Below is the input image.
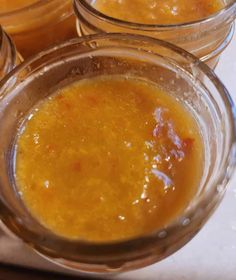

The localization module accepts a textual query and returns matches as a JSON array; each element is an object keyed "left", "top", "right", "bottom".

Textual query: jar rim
[
  {"left": 0, "top": 33, "right": 235, "bottom": 268},
  {"left": 74, "top": 0, "right": 236, "bottom": 30}
]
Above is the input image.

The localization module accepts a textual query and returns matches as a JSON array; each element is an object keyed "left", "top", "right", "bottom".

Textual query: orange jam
[
  {"left": 15, "top": 76, "right": 203, "bottom": 242},
  {"left": 0, "top": 0, "right": 38, "bottom": 13},
  {"left": 93, "top": 0, "right": 223, "bottom": 24}
]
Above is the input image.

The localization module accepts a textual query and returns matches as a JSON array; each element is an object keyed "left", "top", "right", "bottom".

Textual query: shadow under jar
[
  {"left": 0, "top": 33, "right": 235, "bottom": 273},
  {"left": 0, "top": 0, "right": 77, "bottom": 59},
  {"left": 73, "top": 0, "right": 236, "bottom": 69},
  {"left": 0, "top": 26, "right": 20, "bottom": 81}
]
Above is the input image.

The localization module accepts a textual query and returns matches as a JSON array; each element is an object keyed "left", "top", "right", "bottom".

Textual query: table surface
[{"left": 0, "top": 34, "right": 236, "bottom": 280}]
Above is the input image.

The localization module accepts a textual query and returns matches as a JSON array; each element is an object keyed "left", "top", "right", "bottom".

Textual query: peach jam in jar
[
  {"left": 74, "top": 0, "right": 236, "bottom": 68},
  {"left": 0, "top": 34, "right": 235, "bottom": 272},
  {"left": 0, "top": 0, "right": 77, "bottom": 58}
]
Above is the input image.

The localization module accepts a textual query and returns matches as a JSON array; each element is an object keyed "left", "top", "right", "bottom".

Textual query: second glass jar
[{"left": 0, "top": 0, "right": 77, "bottom": 59}]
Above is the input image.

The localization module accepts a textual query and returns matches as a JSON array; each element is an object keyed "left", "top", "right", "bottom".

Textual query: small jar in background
[
  {"left": 73, "top": 0, "right": 236, "bottom": 69},
  {"left": 0, "top": 26, "right": 20, "bottom": 81},
  {"left": 0, "top": 0, "right": 77, "bottom": 59}
]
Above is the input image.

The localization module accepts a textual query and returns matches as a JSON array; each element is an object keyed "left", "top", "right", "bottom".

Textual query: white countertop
[{"left": 0, "top": 34, "right": 236, "bottom": 279}]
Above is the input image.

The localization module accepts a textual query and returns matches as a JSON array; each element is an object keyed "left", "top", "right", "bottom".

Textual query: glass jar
[
  {"left": 0, "top": 26, "right": 20, "bottom": 81},
  {"left": 0, "top": 0, "right": 77, "bottom": 59},
  {"left": 0, "top": 26, "right": 22, "bottom": 238},
  {"left": 0, "top": 33, "right": 235, "bottom": 273},
  {"left": 73, "top": 0, "right": 236, "bottom": 69}
]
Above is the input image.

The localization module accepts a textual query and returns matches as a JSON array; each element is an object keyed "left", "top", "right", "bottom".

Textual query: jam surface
[
  {"left": 93, "top": 0, "right": 223, "bottom": 24},
  {"left": 16, "top": 76, "right": 203, "bottom": 242}
]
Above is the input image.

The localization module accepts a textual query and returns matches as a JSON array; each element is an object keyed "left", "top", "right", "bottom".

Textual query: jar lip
[
  {"left": 74, "top": 0, "right": 236, "bottom": 30},
  {"left": 0, "top": 33, "right": 236, "bottom": 263},
  {"left": 0, "top": 0, "right": 65, "bottom": 18}
]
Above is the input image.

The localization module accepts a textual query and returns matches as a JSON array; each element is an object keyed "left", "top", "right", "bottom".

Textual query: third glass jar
[{"left": 73, "top": 0, "right": 236, "bottom": 69}]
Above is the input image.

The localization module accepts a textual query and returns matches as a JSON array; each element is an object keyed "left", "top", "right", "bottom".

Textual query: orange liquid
[
  {"left": 93, "top": 0, "right": 223, "bottom": 24},
  {"left": 15, "top": 76, "right": 203, "bottom": 242}
]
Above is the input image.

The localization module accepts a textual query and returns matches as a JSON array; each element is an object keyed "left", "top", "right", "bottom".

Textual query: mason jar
[
  {"left": 73, "top": 0, "right": 236, "bottom": 68},
  {"left": 0, "top": 33, "right": 235, "bottom": 273},
  {"left": 0, "top": 0, "right": 77, "bottom": 59}
]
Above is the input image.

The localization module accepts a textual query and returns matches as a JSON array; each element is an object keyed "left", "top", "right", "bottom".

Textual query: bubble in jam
[{"left": 15, "top": 75, "right": 203, "bottom": 242}]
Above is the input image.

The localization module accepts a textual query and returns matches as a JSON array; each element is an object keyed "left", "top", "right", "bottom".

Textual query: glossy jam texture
[
  {"left": 15, "top": 76, "right": 203, "bottom": 242},
  {"left": 93, "top": 0, "right": 223, "bottom": 24}
]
